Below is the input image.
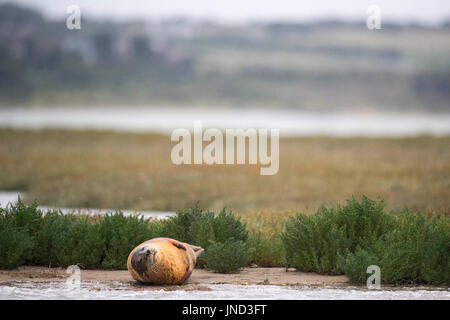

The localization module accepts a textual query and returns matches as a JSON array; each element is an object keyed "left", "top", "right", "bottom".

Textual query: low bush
[
  {"left": 157, "top": 205, "right": 248, "bottom": 245},
  {"left": 341, "top": 212, "right": 450, "bottom": 285},
  {"left": 154, "top": 204, "right": 203, "bottom": 243},
  {"left": 282, "top": 196, "right": 393, "bottom": 274},
  {"left": 202, "top": 239, "right": 252, "bottom": 273},
  {"left": 65, "top": 216, "right": 104, "bottom": 268},
  {"left": 98, "top": 212, "right": 156, "bottom": 269},
  {"left": 0, "top": 198, "right": 39, "bottom": 268},
  {"left": 31, "top": 211, "right": 105, "bottom": 268},
  {"left": 282, "top": 196, "right": 450, "bottom": 285},
  {"left": 0, "top": 201, "right": 251, "bottom": 272},
  {"left": 156, "top": 204, "right": 249, "bottom": 270},
  {"left": 32, "top": 210, "right": 74, "bottom": 266},
  {"left": 3, "top": 198, "right": 43, "bottom": 236},
  {"left": 338, "top": 247, "right": 382, "bottom": 284},
  {"left": 0, "top": 201, "right": 156, "bottom": 269},
  {"left": 0, "top": 214, "right": 34, "bottom": 269}
]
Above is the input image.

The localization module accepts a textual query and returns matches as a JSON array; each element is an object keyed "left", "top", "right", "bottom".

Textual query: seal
[{"left": 127, "top": 237, "right": 204, "bottom": 285}]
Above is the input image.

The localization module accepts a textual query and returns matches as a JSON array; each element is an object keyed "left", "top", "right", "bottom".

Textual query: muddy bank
[
  {"left": 0, "top": 266, "right": 348, "bottom": 291},
  {"left": 2, "top": 267, "right": 448, "bottom": 299}
]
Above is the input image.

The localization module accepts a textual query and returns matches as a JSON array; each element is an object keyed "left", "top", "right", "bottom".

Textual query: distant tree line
[{"left": 0, "top": 4, "right": 194, "bottom": 104}]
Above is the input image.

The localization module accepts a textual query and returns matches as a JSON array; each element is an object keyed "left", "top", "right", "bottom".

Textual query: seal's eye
[{"left": 146, "top": 250, "right": 151, "bottom": 256}]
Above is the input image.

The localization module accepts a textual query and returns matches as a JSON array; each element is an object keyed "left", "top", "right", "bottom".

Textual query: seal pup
[{"left": 127, "top": 237, "right": 204, "bottom": 285}]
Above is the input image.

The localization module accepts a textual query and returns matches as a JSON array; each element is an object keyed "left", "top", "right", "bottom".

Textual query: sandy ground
[{"left": 0, "top": 266, "right": 349, "bottom": 291}]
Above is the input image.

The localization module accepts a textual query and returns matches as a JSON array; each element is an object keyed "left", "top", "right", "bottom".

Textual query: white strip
[
  {"left": 1, "top": 107, "right": 449, "bottom": 136},
  {"left": 0, "top": 192, "right": 175, "bottom": 219}
]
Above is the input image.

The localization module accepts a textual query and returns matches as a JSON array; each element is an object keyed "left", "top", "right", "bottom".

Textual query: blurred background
[
  {"left": 0, "top": 0, "right": 449, "bottom": 214},
  {"left": 1, "top": 0, "right": 450, "bottom": 111}
]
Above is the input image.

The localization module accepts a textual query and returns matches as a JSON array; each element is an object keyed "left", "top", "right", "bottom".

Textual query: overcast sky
[{"left": 6, "top": 0, "right": 450, "bottom": 24}]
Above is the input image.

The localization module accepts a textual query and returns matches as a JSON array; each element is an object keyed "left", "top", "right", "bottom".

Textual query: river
[
  {"left": 0, "top": 191, "right": 175, "bottom": 219},
  {"left": 1, "top": 107, "right": 449, "bottom": 136}
]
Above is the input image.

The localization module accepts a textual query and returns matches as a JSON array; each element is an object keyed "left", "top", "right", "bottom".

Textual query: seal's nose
[
  {"left": 131, "top": 250, "right": 143, "bottom": 263},
  {"left": 131, "top": 249, "right": 147, "bottom": 276}
]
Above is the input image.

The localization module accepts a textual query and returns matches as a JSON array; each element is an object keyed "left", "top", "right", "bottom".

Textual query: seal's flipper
[
  {"left": 166, "top": 238, "right": 203, "bottom": 255},
  {"left": 189, "top": 244, "right": 203, "bottom": 251},
  {"left": 185, "top": 244, "right": 204, "bottom": 257},
  {"left": 194, "top": 248, "right": 204, "bottom": 258}
]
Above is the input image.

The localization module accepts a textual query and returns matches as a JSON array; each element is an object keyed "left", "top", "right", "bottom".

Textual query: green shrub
[
  {"left": 338, "top": 247, "right": 382, "bottom": 284},
  {"left": 340, "top": 212, "right": 450, "bottom": 285},
  {"left": 0, "top": 214, "right": 34, "bottom": 269},
  {"left": 282, "top": 196, "right": 394, "bottom": 274},
  {"left": 156, "top": 204, "right": 204, "bottom": 243},
  {"left": 3, "top": 198, "right": 43, "bottom": 236},
  {"left": 67, "top": 216, "right": 104, "bottom": 268},
  {"left": 282, "top": 196, "right": 450, "bottom": 285},
  {"left": 368, "top": 213, "right": 448, "bottom": 285},
  {"left": 0, "top": 198, "right": 42, "bottom": 267},
  {"left": 188, "top": 210, "right": 216, "bottom": 249},
  {"left": 187, "top": 207, "right": 249, "bottom": 268},
  {"left": 98, "top": 212, "right": 156, "bottom": 269},
  {"left": 202, "top": 239, "right": 252, "bottom": 273},
  {"left": 1, "top": 201, "right": 157, "bottom": 269},
  {"left": 211, "top": 208, "right": 248, "bottom": 243},
  {"left": 157, "top": 205, "right": 247, "bottom": 244},
  {"left": 0, "top": 201, "right": 250, "bottom": 272},
  {"left": 156, "top": 205, "right": 249, "bottom": 270},
  {"left": 40, "top": 214, "right": 104, "bottom": 268},
  {"left": 32, "top": 210, "right": 71, "bottom": 266}
]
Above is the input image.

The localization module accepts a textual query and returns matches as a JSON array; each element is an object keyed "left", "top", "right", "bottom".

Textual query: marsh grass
[
  {"left": 0, "top": 129, "right": 449, "bottom": 213},
  {"left": 244, "top": 212, "right": 288, "bottom": 267}
]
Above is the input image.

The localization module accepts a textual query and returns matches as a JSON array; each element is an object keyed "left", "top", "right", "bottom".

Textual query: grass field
[{"left": 0, "top": 129, "right": 449, "bottom": 215}]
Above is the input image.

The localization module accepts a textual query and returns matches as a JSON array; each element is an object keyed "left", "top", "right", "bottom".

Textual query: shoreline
[
  {"left": 1, "top": 266, "right": 448, "bottom": 292},
  {"left": 0, "top": 266, "right": 350, "bottom": 291}
]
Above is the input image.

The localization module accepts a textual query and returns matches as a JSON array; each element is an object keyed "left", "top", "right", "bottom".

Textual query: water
[
  {"left": 0, "top": 282, "right": 448, "bottom": 300},
  {"left": 0, "top": 192, "right": 24, "bottom": 207},
  {"left": 0, "top": 191, "right": 175, "bottom": 219},
  {"left": 1, "top": 107, "right": 449, "bottom": 136}
]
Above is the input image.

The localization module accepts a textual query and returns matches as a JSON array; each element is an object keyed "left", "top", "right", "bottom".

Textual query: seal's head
[{"left": 129, "top": 244, "right": 160, "bottom": 279}]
